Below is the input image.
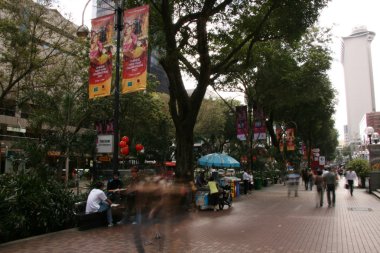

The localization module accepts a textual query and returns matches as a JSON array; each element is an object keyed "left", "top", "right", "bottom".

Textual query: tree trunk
[{"left": 175, "top": 126, "right": 194, "bottom": 182}]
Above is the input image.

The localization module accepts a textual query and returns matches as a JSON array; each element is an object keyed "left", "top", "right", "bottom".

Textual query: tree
[
  {"left": 0, "top": 0, "right": 78, "bottom": 107},
  {"left": 212, "top": 26, "right": 337, "bottom": 170},
  {"left": 148, "top": 0, "right": 329, "bottom": 180},
  {"left": 347, "top": 158, "right": 371, "bottom": 188}
]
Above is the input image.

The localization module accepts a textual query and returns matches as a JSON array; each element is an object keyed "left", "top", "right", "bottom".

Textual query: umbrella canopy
[{"left": 198, "top": 153, "right": 240, "bottom": 168}]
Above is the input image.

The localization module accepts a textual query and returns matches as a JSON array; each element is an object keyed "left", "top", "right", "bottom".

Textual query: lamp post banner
[
  {"left": 253, "top": 106, "right": 266, "bottom": 140},
  {"left": 121, "top": 5, "right": 149, "bottom": 94},
  {"left": 285, "top": 128, "right": 295, "bottom": 151},
  {"left": 88, "top": 14, "right": 114, "bottom": 99},
  {"left": 236, "top": 106, "right": 248, "bottom": 141}
]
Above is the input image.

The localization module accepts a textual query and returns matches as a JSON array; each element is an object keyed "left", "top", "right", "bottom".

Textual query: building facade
[
  {"left": 341, "top": 26, "right": 376, "bottom": 144},
  {"left": 0, "top": 0, "right": 86, "bottom": 174}
]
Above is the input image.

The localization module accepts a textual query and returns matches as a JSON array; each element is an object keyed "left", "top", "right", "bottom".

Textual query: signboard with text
[{"left": 96, "top": 135, "right": 113, "bottom": 153}]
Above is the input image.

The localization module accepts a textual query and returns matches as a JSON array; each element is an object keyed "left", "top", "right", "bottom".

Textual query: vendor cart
[{"left": 195, "top": 187, "right": 212, "bottom": 210}]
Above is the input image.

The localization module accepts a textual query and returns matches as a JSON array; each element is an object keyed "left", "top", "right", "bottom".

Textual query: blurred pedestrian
[
  {"left": 301, "top": 168, "right": 309, "bottom": 190},
  {"left": 323, "top": 167, "right": 337, "bottom": 207},
  {"left": 314, "top": 170, "right": 324, "bottom": 207},
  {"left": 345, "top": 167, "right": 357, "bottom": 196},
  {"left": 308, "top": 170, "right": 314, "bottom": 191},
  {"left": 118, "top": 166, "right": 141, "bottom": 224},
  {"left": 287, "top": 170, "right": 300, "bottom": 197}
]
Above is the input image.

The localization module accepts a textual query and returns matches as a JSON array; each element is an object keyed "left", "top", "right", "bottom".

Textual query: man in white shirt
[
  {"left": 86, "top": 181, "right": 114, "bottom": 227},
  {"left": 242, "top": 169, "right": 251, "bottom": 194},
  {"left": 345, "top": 168, "right": 357, "bottom": 196}
]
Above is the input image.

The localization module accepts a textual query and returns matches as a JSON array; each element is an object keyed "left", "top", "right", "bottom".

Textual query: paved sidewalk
[{"left": 2, "top": 178, "right": 380, "bottom": 253}]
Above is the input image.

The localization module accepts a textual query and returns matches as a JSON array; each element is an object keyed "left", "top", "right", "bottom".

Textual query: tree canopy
[{"left": 145, "top": 0, "right": 330, "bottom": 179}]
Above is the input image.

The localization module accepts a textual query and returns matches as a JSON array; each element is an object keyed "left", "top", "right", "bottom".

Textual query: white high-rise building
[{"left": 342, "top": 26, "right": 376, "bottom": 143}]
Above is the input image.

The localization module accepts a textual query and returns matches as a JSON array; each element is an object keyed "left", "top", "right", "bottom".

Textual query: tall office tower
[{"left": 342, "top": 26, "right": 376, "bottom": 143}]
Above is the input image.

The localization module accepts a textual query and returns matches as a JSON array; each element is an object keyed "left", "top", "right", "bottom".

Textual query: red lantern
[
  {"left": 119, "top": 141, "right": 127, "bottom": 148},
  {"left": 121, "top": 136, "right": 129, "bottom": 144},
  {"left": 135, "top": 143, "right": 144, "bottom": 152},
  {"left": 120, "top": 146, "right": 129, "bottom": 155}
]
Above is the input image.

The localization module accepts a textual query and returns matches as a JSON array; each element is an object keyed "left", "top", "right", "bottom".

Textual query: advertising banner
[
  {"left": 236, "top": 106, "right": 248, "bottom": 141},
  {"left": 285, "top": 128, "right": 295, "bottom": 151},
  {"left": 95, "top": 119, "right": 114, "bottom": 135},
  {"left": 122, "top": 5, "right": 149, "bottom": 94},
  {"left": 252, "top": 106, "right": 266, "bottom": 140},
  {"left": 88, "top": 14, "right": 114, "bottom": 99}
]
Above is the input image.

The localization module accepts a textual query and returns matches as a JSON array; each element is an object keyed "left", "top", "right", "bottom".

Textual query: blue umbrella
[{"left": 198, "top": 153, "right": 240, "bottom": 168}]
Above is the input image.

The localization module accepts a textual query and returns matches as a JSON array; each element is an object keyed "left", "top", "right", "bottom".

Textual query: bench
[{"left": 74, "top": 201, "right": 108, "bottom": 231}]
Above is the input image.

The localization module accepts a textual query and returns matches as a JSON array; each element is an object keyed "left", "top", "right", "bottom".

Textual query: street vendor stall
[
  {"left": 195, "top": 153, "right": 241, "bottom": 207},
  {"left": 220, "top": 176, "right": 241, "bottom": 198}
]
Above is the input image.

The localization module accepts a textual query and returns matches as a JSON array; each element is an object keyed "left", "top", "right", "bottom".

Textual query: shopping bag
[{"left": 345, "top": 183, "right": 349, "bottom": 189}]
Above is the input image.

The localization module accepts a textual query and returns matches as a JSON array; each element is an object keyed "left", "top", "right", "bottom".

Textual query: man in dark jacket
[{"left": 107, "top": 171, "right": 124, "bottom": 202}]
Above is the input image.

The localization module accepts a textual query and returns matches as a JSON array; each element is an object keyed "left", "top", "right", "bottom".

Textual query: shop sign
[
  {"left": 98, "top": 155, "right": 111, "bottom": 162},
  {"left": 96, "top": 135, "right": 113, "bottom": 153}
]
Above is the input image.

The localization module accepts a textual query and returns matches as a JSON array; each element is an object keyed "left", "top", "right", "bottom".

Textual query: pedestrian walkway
[{"left": 2, "top": 178, "right": 380, "bottom": 253}]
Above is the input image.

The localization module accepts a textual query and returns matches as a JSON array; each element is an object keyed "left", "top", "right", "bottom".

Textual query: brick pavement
[{"left": 1, "top": 178, "right": 380, "bottom": 253}]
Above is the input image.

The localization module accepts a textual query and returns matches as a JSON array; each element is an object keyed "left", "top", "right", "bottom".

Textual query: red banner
[
  {"left": 122, "top": 5, "right": 149, "bottom": 94},
  {"left": 88, "top": 14, "right": 114, "bottom": 99},
  {"left": 236, "top": 106, "right": 248, "bottom": 141},
  {"left": 285, "top": 128, "right": 295, "bottom": 151},
  {"left": 276, "top": 127, "right": 284, "bottom": 151},
  {"left": 253, "top": 106, "right": 266, "bottom": 140}
]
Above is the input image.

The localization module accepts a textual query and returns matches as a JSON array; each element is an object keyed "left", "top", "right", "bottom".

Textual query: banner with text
[
  {"left": 253, "top": 106, "right": 266, "bottom": 140},
  {"left": 236, "top": 106, "right": 248, "bottom": 141},
  {"left": 88, "top": 14, "right": 114, "bottom": 99},
  {"left": 122, "top": 5, "right": 149, "bottom": 94}
]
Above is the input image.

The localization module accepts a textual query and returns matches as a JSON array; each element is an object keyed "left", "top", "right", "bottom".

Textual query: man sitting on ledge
[{"left": 86, "top": 181, "right": 114, "bottom": 227}]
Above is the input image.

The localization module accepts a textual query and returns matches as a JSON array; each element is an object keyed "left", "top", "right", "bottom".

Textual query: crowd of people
[
  {"left": 286, "top": 166, "right": 358, "bottom": 208},
  {"left": 83, "top": 164, "right": 357, "bottom": 247}
]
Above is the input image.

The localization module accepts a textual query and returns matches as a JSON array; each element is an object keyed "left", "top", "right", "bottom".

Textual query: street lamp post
[
  {"left": 77, "top": 0, "right": 123, "bottom": 173},
  {"left": 373, "top": 132, "right": 379, "bottom": 144},
  {"left": 365, "top": 126, "right": 374, "bottom": 145}
]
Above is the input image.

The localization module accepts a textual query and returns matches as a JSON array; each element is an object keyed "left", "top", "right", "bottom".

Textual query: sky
[{"left": 55, "top": 0, "right": 380, "bottom": 142}]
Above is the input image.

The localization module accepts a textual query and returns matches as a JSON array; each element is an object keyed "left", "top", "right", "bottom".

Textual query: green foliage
[
  {"left": 347, "top": 159, "right": 371, "bottom": 178},
  {"left": 0, "top": 170, "right": 78, "bottom": 243}
]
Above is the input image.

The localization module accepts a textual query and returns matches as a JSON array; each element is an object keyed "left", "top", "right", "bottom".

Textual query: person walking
[
  {"left": 308, "top": 170, "right": 314, "bottom": 191},
  {"left": 287, "top": 170, "right": 300, "bottom": 197},
  {"left": 301, "top": 169, "right": 309, "bottom": 190},
  {"left": 345, "top": 168, "right": 357, "bottom": 196},
  {"left": 314, "top": 170, "right": 324, "bottom": 207},
  {"left": 323, "top": 167, "right": 337, "bottom": 207},
  {"left": 117, "top": 166, "right": 141, "bottom": 224}
]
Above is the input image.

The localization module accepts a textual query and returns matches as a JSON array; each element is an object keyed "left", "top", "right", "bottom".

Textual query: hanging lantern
[
  {"left": 121, "top": 136, "right": 129, "bottom": 144},
  {"left": 135, "top": 143, "right": 144, "bottom": 152},
  {"left": 119, "top": 140, "right": 127, "bottom": 148},
  {"left": 120, "top": 146, "right": 129, "bottom": 155}
]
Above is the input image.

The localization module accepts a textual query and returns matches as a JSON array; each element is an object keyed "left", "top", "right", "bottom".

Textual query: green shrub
[
  {"left": 347, "top": 159, "right": 371, "bottom": 178},
  {"left": 0, "top": 170, "right": 78, "bottom": 243}
]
